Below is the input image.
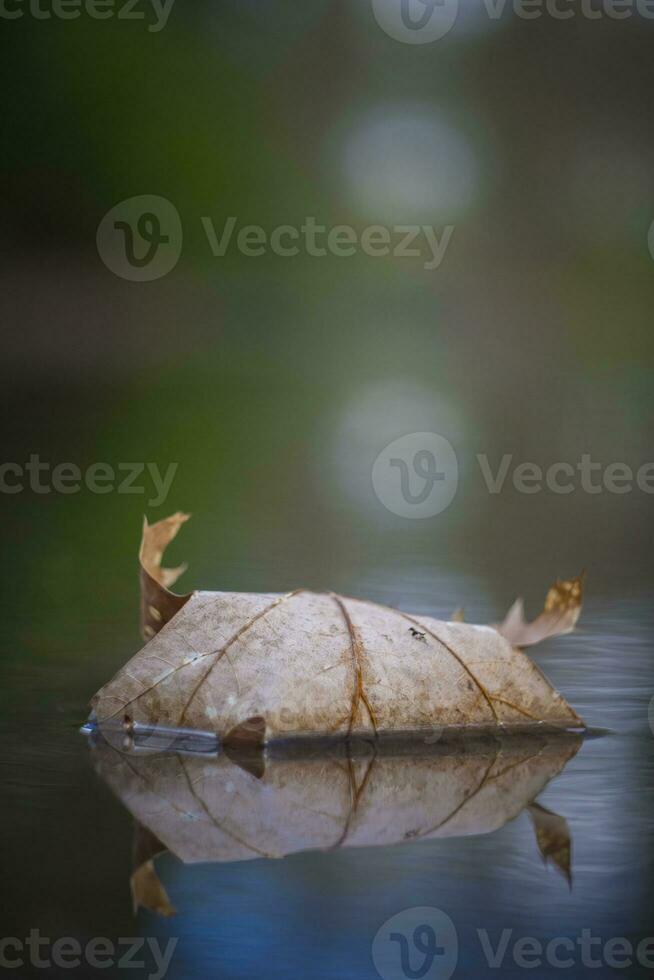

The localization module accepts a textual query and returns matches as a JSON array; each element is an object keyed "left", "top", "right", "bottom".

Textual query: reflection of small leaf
[
  {"left": 92, "top": 515, "right": 584, "bottom": 741},
  {"left": 497, "top": 573, "right": 585, "bottom": 648},
  {"left": 130, "top": 823, "right": 175, "bottom": 917},
  {"left": 528, "top": 801, "right": 572, "bottom": 887}
]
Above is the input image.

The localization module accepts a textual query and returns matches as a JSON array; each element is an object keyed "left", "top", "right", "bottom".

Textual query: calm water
[{"left": 3, "top": 584, "right": 653, "bottom": 980}]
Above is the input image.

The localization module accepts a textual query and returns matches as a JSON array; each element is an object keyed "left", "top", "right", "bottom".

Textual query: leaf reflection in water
[{"left": 88, "top": 730, "right": 580, "bottom": 914}]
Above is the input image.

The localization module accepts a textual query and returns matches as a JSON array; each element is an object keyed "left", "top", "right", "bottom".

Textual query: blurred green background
[
  {"left": 2, "top": 1, "right": 653, "bottom": 619},
  {"left": 1, "top": 3, "right": 653, "bottom": 972}
]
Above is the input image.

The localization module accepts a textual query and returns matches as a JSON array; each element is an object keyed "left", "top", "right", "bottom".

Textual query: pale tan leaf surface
[
  {"left": 497, "top": 573, "right": 585, "bottom": 649},
  {"left": 527, "top": 801, "right": 573, "bottom": 886},
  {"left": 92, "top": 515, "right": 584, "bottom": 741},
  {"left": 92, "top": 734, "right": 579, "bottom": 895}
]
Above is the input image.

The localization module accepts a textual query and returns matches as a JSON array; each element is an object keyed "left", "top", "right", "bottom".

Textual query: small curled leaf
[
  {"left": 139, "top": 512, "right": 191, "bottom": 641},
  {"left": 496, "top": 573, "right": 585, "bottom": 649}
]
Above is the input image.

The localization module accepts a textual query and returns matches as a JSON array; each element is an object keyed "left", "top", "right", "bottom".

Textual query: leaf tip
[
  {"left": 139, "top": 512, "right": 193, "bottom": 640},
  {"left": 497, "top": 572, "right": 585, "bottom": 648}
]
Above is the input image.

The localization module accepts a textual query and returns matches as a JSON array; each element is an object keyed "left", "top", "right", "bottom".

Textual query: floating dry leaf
[{"left": 91, "top": 515, "right": 585, "bottom": 743}]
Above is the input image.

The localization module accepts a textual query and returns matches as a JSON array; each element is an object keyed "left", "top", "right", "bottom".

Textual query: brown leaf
[
  {"left": 92, "top": 515, "right": 584, "bottom": 741},
  {"left": 139, "top": 513, "right": 192, "bottom": 641},
  {"left": 496, "top": 572, "right": 585, "bottom": 648},
  {"left": 527, "top": 801, "right": 572, "bottom": 886}
]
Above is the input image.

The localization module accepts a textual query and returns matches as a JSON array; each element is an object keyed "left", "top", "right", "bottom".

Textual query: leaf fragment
[
  {"left": 223, "top": 716, "right": 267, "bottom": 778},
  {"left": 139, "top": 513, "right": 191, "bottom": 641},
  {"left": 527, "top": 801, "right": 572, "bottom": 886},
  {"left": 130, "top": 823, "right": 175, "bottom": 916},
  {"left": 224, "top": 715, "right": 267, "bottom": 749},
  {"left": 496, "top": 573, "right": 585, "bottom": 648}
]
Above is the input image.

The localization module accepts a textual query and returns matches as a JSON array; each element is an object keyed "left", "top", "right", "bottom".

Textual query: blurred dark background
[{"left": 1, "top": 2, "right": 653, "bottom": 977}]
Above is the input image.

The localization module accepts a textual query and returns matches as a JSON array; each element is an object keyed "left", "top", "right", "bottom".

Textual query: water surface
[{"left": 3, "top": 585, "right": 652, "bottom": 980}]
